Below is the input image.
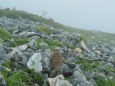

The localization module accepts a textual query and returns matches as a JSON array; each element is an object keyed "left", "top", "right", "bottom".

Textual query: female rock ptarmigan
[{"left": 50, "top": 49, "right": 63, "bottom": 71}]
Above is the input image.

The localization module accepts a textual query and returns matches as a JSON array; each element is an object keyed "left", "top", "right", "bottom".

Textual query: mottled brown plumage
[{"left": 50, "top": 49, "right": 63, "bottom": 71}]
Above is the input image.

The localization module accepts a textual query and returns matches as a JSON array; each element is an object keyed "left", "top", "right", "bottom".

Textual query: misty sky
[{"left": 0, "top": 0, "right": 115, "bottom": 33}]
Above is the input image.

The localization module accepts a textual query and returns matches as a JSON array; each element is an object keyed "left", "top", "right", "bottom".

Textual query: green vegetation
[
  {"left": 0, "top": 8, "right": 93, "bottom": 43},
  {"left": 76, "top": 56, "right": 100, "bottom": 72},
  {"left": 45, "top": 39, "right": 63, "bottom": 48},
  {"left": 2, "top": 60, "right": 14, "bottom": 69},
  {"left": 0, "top": 8, "right": 65, "bottom": 30},
  {"left": 0, "top": 27, "right": 29, "bottom": 47},
  {"left": 0, "top": 7, "right": 115, "bottom": 86},
  {"left": 37, "top": 25, "right": 51, "bottom": 35},
  {"left": 10, "top": 37, "right": 29, "bottom": 47},
  {"left": 63, "top": 42, "right": 74, "bottom": 48},
  {"left": 76, "top": 29, "right": 94, "bottom": 43},
  {"left": 24, "top": 68, "right": 44, "bottom": 85},
  {"left": 95, "top": 76, "right": 115, "bottom": 86},
  {"left": 7, "top": 71, "right": 32, "bottom": 86},
  {"left": 1, "top": 60, "right": 44, "bottom": 85},
  {"left": 37, "top": 38, "right": 63, "bottom": 49},
  {"left": 103, "top": 65, "right": 115, "bottom": 73},
  {"left": 0, "top": 28, "right": 13, "bottom": 41},
  {"left": 65, "top": 27, "right": 115, "bottom": 43},
  {"left": 107, "top": 78, "right": 115, "bottom": 86},
  {"left": 76, "top": 56, "right": 115, "bottom": 86},
  {"left": 36, "top": 38, "right": 74, "bottom": 49},
  {"left": 95, "top": 76, "right": 108, "bottom": 86},
  {"left": 0, "top": 68, "right": 44, "bottom": 86},
  {"left": 1, "top": 8, "right": 115, "bottom": 43}
]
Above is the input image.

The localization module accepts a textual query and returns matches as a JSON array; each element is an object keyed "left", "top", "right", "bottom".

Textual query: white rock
[
  {"left": 27, "top": 53, "right": 43, "bottom": 73},
  {"left": 48, "top": 78, "right": 56, "bottom": 86},
  {"left": 19, "top": 31, "right": 36, "bottom": 37},
  {"left": 95, "top": 50, "right": 102, "bottom": 55},
  {"left": 55, "top": 79, "right": 73, "bottom": 86},
  {"left": 48, "top": 74, "right": 73, "bottom": 86},
  {"left": 80, "top": 41, "right": 89, "bottom": 52},
  {"left": 18, "top": 45, "right": 28, "bottom": 51},
  {"left": 55, "top": 74, "right": 65, "bottom": 79},
  {"left": 74, "top": 48, "right": 82, "bottom": 53}
]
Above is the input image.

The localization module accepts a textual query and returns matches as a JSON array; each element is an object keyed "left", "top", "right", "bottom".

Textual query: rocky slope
[{"left": 0, "top": 16, "right": 115, "bottom": 86}]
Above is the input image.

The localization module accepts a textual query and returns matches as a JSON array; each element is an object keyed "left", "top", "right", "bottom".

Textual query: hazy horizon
[{"left": 0, "top": 0, "right": 115, "bottom": 33}]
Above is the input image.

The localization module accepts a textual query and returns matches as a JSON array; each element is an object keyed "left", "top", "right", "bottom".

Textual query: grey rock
[
  {"left": 60, "top": 63, "right": 69, "bottom": 73},
  {"left": 56, "top": 34, "right": 64, "bottom": 41},
  {"left": 41, "top": 49, "right": 52, "bottom": 70},
  {"left": 73, "top": 71, "right": 87, "bottom": 81},
  {"left": 41, "top": 49, "right": 52, "bottom": 57},
  {"left": 41, "top": 56, "right": 50, "bottom": 69},
  {"left": 85, "top": 52, "right": 96, "bottom": 60},
  {"left": 18, "top": 44, "right": 28, "bottom": 51},
  {"left": 73, "top": 71, "right": 93, "bottom": 86},
  {"left": 48, "top": 74, "right": 73, "bottom": 86},
  {"left": 0, "top": 66, "right": 11, "bottom": 72},
  {"left": 89, "top": 79, "right": 98, "bottom": 86},
  {"left": 0, "top": 66, "right": 5, "bottom": 71},
  {"left": 28, "top": 39, "right": 37, "bottom": 51},
  {"left": 106, "top": 62, "right": 114, "bottom": 67},
  {"left": 93, "top": 73, "right": 107, "bottom": 81},
  {"left": 26, "top": 48, "right": 35, "bottom": 57},
  {"left": 40, "top": 42, "right": 49, "bottom": 49},
  {"left": 81, "top": 81, "right": 93, "bottom": 86},
  {"left": 43, "top": 74, "right": 48, "bottom": 83},
  {"left": 0, "top": 17, "right": 36, "bottom": 33},
  {"left": 30, "top": 36, "right": 40, "bottom": 40},
  {"left": 27, "top": 53, "right": 43, "bottom": 73},
  {"left": 51, "top": 28, "right": 63, "bottom": 34},
  {"left": 55, "top": 79, "right": 73, "bottom": 86},
  {"left": 0, "top": 43, "right": 7, "bottom": 60},
  {"left": 107, "top": 56, "right": 114, "bottom": 63},
  {"left": 34, "top": 84, "right": 39, "bottom": 86},
  {"left": 102, "top": 54, "right": 109, "bottom": 62},
  {"left": 66, "top": 63, "right": 76, "bottom": 69},
  {"left": 73, "top": 65, "right": 83, "bottom": 74},
  {"left": 83, "top": 71, "right": 93, "bottom": 79},
  {"left": 7, "top": 47, "right": 28, "bottom": 65},
  {"left": 19, "top": 31, "right": 37, "bottom": 37},
  {"left": 0, "top": 73, "right": 7, "bottom": 86},
  {"left": 72, "top": 79, "right": 93, "bottom": 86},
  {"left": 71, "top": 79, "right": 81, "bottom": 86}
]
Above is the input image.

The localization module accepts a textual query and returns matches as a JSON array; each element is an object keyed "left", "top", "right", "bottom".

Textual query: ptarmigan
[{"left": 50, "top": 49, "right": 63, "bottom": 71}]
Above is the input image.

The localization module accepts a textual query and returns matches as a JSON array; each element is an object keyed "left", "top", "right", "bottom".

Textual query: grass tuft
[
  {"left": 37, "top": 26, "right": 51, "bottom": 35},
  {"left": 0, "top": 28, "right": 13, "bottom": 41}
]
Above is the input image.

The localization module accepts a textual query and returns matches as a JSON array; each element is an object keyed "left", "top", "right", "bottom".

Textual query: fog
[{"left": 0, "top": 0, "right": 115, "bottom": 33}]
